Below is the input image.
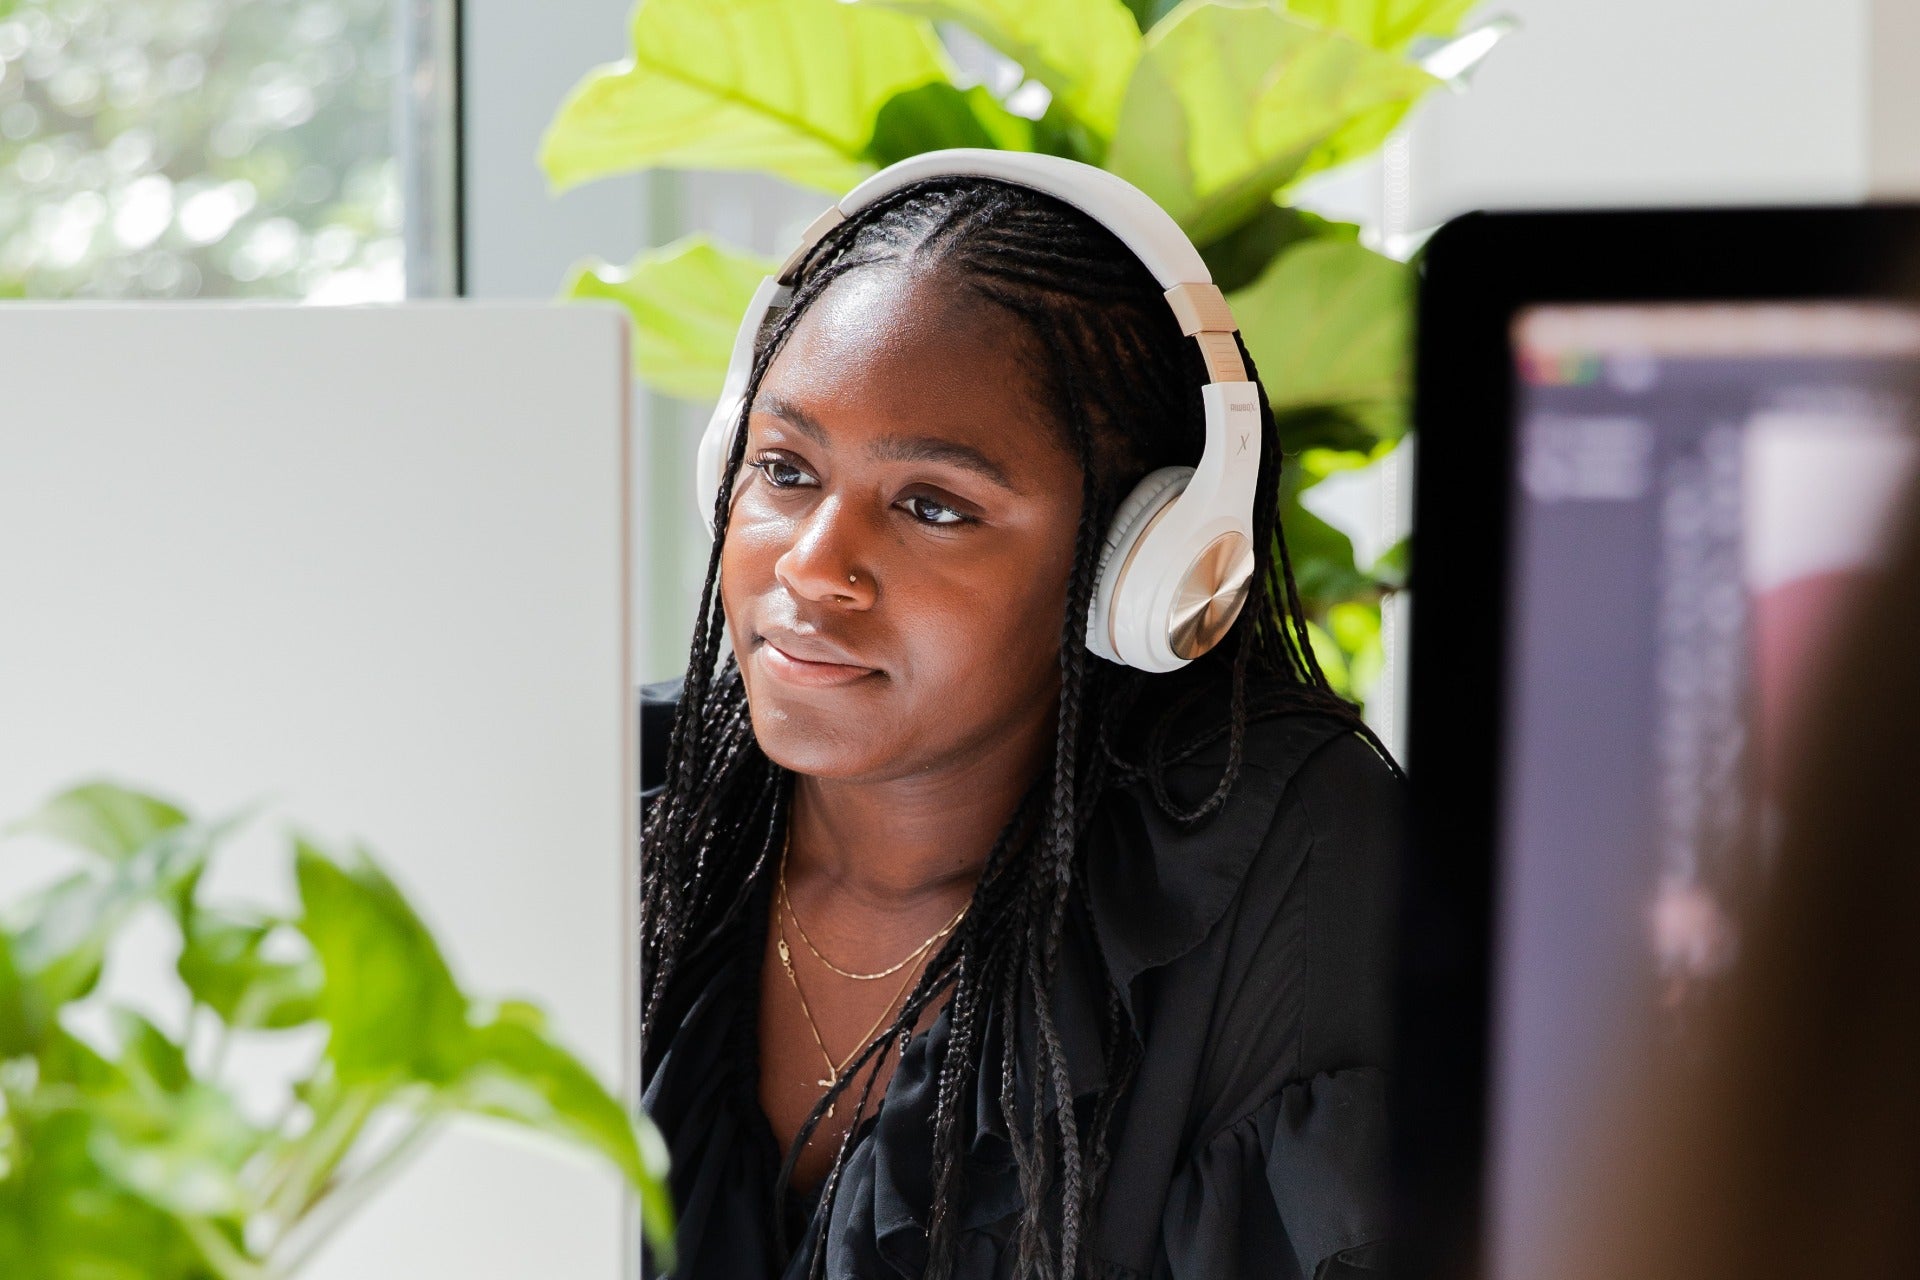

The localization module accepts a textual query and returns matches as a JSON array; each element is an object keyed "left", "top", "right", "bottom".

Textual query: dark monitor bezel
[{"left": 1392, "top": 204, "right": 1920, "bottom": 1280}]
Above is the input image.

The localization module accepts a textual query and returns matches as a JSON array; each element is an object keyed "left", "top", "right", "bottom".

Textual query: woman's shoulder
[
  {"left": 1084, "top": 669, "right": 1403, "bottom": 1276},
  {"left": 1087, "top": 663, "right": 1404, "bottom": 1058}
]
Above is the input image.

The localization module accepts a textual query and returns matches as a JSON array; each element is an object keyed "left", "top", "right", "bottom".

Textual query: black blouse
[{"left": 638, "top": 668, "right": 1403, "bottom": 1279}]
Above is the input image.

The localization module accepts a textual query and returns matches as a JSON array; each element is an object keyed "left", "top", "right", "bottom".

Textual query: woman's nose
[{"left": 773, "top": 494, "right": 876, "bottom": 606}]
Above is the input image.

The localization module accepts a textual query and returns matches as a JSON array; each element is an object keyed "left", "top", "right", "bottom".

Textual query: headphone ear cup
[
  {"left": 694, "top": 393, "right": 743, "bottom": 537},
  {"left": 695, "top": 274, "right": 790, "bottom": 537},
  {"left": 1086, "top": 466, "right": 1192, "bottom": 667}
]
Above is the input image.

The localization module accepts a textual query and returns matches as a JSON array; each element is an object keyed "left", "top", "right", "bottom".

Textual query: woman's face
[{"left": 719, "top": 262, "right": 1086, "bottom": 783}]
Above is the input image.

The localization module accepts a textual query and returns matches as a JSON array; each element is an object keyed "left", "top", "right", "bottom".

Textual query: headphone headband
[
  {"left": 696, "top": 147, "right": 1263, "bottom": 672},
  {"left": 770, "top": 150, "right": 1246, "bottom": 385}
]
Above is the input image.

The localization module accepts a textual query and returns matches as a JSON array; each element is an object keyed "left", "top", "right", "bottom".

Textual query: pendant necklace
[{"left": 773, "top": 821, "right": 970, "bottom": 1117}]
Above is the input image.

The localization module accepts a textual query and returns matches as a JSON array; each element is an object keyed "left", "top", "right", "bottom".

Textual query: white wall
[
  {"left": 1407, "top": 0, "right": 1876, "bottom": 222},
  {"left": 1871, "top": 0, "right": 1920, "bottom": 197},
  {"left": 461, "top": 0, "right": 646, "bottom": 299}
]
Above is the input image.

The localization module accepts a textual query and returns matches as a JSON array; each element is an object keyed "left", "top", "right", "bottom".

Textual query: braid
[{"left": 641, "top": 175, "right": 1392, "bottom": 1280}]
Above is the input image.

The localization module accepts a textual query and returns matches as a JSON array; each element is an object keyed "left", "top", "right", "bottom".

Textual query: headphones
[{"left": 694, "top": 148, "right": 1262, "bottom": 674}]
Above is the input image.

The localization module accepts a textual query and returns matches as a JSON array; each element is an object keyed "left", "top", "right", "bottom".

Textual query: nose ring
[{"left": 848, "top": 573, "right": 857, "bottom": 584}]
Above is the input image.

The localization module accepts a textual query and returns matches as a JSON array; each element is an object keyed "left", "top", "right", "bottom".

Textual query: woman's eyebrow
[{"left": 754, "top": 397, "right": 1021, "bottom": 493}]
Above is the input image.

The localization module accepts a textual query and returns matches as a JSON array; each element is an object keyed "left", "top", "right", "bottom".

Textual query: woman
[{"left": 639, "top": 159, "right": 1404, "bottom": 1280}]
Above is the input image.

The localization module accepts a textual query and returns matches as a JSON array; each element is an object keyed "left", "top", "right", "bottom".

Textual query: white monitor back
[{"left": 0, "top": 302, "right": 635, "bottom": 1279}]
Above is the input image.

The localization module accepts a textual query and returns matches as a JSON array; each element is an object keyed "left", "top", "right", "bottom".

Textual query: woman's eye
[
  {"left": 901, "top": 495, "right": 967, "bottom": 526},
  {"left": 748, "top": 454, "right": 813, "bottom": 488}
]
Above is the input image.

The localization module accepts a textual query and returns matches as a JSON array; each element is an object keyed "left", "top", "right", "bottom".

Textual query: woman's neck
[{"left": 786, "top": 705, "right": 1055, "bottom": 910}]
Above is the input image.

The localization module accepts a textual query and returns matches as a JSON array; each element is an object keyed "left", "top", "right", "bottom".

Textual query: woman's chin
[
  {"left": 757, "top": 740, "right": 897, "bottom": 782},
  {"left": 745, "top": 695, "right": 898, "bottom": 780}
]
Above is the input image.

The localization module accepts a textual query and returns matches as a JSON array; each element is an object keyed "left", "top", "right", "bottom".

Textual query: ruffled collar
[{"left": 1085, "top": 676, "right": 1354, "bottom": 1021}]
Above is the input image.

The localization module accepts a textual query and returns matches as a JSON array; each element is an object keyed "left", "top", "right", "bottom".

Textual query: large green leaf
[
  {"left": 857, "top": 0, "right": 1143, "bottom": 139},
  {"left": 37, "top": 1023, "right": 124, "bottom": 1092},
  {"left": 0, "top": 929, "right": 46, "bottom": 1058},
  {"left": 1285, "top": 0, "right": 1479, "bottom": 51},
  {"left": 4, "top": 781, "right": 188, "bottom": 864},
  {"left": 1126, "top": 0, "right": 1187, "bottom": 27},
  {"left": 1303, "top": 616, "right": 1352, "bottom": 695},
  {"left": 86, "top": 1012, "right": 263, "bottom": 1221},
  {"left": 8, "top": 873, "right": 126, "bottom": 1009},
  {"left": 864, "top": 82, "right": 1037, "bottom": 169},
  {"left": 1279, "top": 502, "right": 1376, "bottom": 607},
  {"left": 540, "top": 0, "right": 951, "bottom": 195},
  {"left": 89, "top": 1094, "right": 258, "bottom": 1223},
  {"left": 564, "top": 233, "right": 779, "bottom": 402},
  {"left": 1198, "top": 203, "right": 1358, "bottom": 294},
  {"left": 1106, "top": 0, "right": 1438, "bottom": 246},
  {"left": 1332, "top": 600, "right": 1385, "bottom": 701},
  {"left": 6, "top": 821, "right": 220, "bottom": 1011},
  {"left": 0, "top": 1104, "right": 213, "bottom": 1280},
  {"left": 294, "top": 837, "right": 471, "bottom": 1086},
  {"left": 1229, "top": 236, "right": 1412, "bottom": 447},
  {"left": 111, "top": 1008, "right": 191, "bottom": 1098},
  {"left": 459, "top": 1001, "right": 675, "bottom": 1267},
  {"left": 177, "top": 909, "right": 322, "bottom": 1031}
]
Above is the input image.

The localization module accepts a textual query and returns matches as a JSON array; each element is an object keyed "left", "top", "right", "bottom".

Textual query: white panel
[
  {"left": 0, "top": 302, "right": 633, "bottom": 1280},
  {"left": 1407, "top": 0, "right": 1872, "bottom": 223},
  {"left": 1870, "top": 0, "right": 1920, "bottom": 196}
]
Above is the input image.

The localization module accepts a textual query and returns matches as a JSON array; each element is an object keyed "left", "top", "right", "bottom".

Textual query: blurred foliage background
[
  {"left": 0, "top": 0, "right": 402, "bottom": 301},
  {"left": 0, "top": 780, "right": 675, "bottom": 1278},
  {"left": 541, "top": 0, "right": 1506, "bottom": 710}
]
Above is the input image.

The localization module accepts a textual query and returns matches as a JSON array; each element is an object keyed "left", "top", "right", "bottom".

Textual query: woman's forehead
[{"left": 757, "top": 262, "right": 1072, "bottom": 462}]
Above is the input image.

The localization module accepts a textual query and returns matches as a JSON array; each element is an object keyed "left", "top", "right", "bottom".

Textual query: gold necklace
[
  {"left": 775, "top": 907, "right": 922, "bottom": 1119},
  {"left": 771, "top": 821, "right": 970, "bottom": 1117},
  {"left": 776, "top": 824, "right": 969, "bottom": 980}
]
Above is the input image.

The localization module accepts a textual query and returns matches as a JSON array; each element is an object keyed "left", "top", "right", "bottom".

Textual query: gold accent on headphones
[
  {"left": 1193, "top": 331, "right": 1247, "bottom": 383},
  {"left": 1166, "top": 283, "right": 1247, "bottom": 382},
  {"left": 1169, "top": 532, "right": 1255, "bottom": 660},
  {"left": 1164, "top": 282, "right": 1236, "bottom": 336}
]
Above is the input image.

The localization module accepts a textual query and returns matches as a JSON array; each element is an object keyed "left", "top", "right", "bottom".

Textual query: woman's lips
[{"left": 757, "top": 638, "right": 879, "bottom": 688}]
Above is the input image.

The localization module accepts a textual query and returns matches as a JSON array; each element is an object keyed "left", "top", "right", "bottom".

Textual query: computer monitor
[
  {"left": 1395, "top": 208, "right": 1920, "bottom": 1280},
  {"left": 0, "top": 301, "right": 636, "bottom": 1279}
]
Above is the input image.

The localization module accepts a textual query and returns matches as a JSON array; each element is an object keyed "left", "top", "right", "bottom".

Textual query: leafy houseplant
[
  {"left": 0, "top": 780, "right": 674, "bottom": 1278},
  {"left": 540, "top": 0, "right": 1504, "bottom": 705}
]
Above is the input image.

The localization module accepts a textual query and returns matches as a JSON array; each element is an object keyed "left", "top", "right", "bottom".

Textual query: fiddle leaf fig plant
[
  {"left": 542, "top": 0, "right": 1508, "bottom": 704},
  {"left": 0, "top": 779, "right": 674, "bottom": 1278}
]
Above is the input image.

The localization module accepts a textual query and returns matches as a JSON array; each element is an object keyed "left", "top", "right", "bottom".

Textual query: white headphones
[{"left": 694, "top": 148, "right": 1262, "bottom": 674}]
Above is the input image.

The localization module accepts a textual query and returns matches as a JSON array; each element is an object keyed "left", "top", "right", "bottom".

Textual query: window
[{"left": 0, "top": 0, "right": 455, "bottom": 302}]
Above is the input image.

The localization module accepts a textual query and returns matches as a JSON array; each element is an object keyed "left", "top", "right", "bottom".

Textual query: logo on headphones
[{"left": 1226, "top": 400, "right": 1255, "bottom": 454}]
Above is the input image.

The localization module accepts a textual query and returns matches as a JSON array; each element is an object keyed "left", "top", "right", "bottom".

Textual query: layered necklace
[{"left": 773, "top": 821, "right": 969, "bottom": 1118}]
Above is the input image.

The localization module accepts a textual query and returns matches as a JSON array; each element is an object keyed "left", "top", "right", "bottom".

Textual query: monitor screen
[{"left": 1486, "top": 301, "right": 1920, "bottom": 1279}]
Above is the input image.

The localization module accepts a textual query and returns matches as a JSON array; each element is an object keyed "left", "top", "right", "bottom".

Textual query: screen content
[{"left": 1488, "top": 302, "right": 1920, "bottom": 1279}]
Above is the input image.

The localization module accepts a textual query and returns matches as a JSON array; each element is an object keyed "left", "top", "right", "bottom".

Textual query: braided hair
[{"left": 642, "top": 176, "right": 1383, "bottom": 1279}]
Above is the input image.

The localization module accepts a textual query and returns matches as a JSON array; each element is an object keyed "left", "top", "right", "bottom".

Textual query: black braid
[{"left": 641, "top": 176, "right": 1392, "bottom": 1280}]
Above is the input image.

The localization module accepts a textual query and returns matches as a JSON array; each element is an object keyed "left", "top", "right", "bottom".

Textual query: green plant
[
  {"left": 540, "top": 0, "right": 1504, "bottom": 705},
  {"left": 0, "top": 779, "right": 674, "bottom": 1278}
]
